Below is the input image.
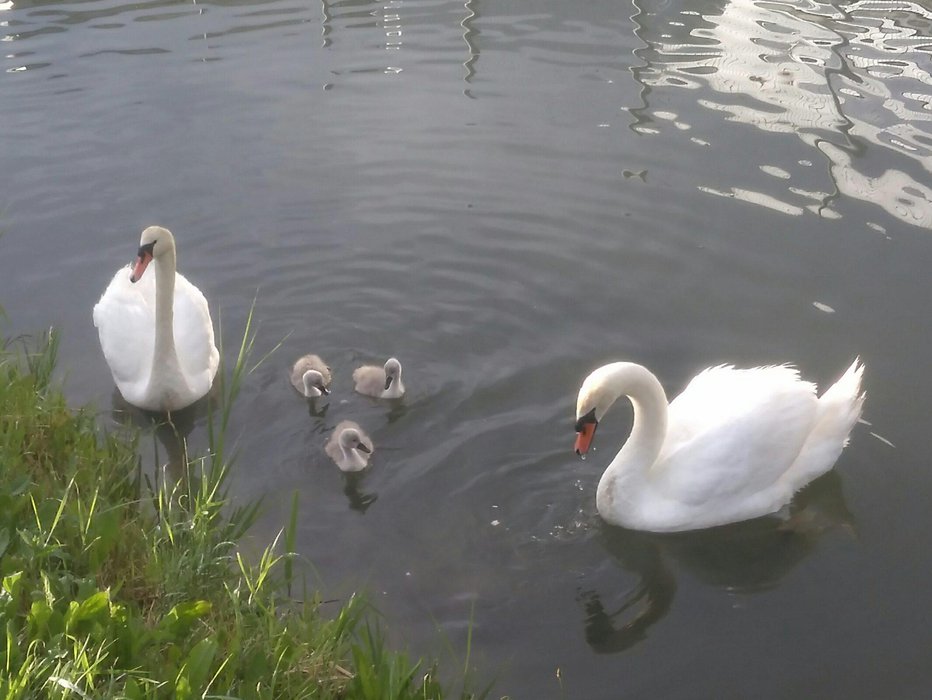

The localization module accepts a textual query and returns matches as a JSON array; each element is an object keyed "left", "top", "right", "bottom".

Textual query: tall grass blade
[{"left": 284, "top": 490, "right": 299, "bottom": 596}]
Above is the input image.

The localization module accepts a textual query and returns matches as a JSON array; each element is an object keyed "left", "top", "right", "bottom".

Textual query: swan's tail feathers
[
  {"left": 820, "top": 358, "right": 866, "bottom": 443},
  {"left": 782, "top": 359, "right": 866, "bottom": 493}
]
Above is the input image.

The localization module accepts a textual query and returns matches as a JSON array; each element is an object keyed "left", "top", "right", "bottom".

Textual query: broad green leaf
[
  {"left": 27, "top": 600, "right": 53, "bottom": 638},
  {"left": 176, "top": 638, "right": 218, "bottom": 699},
  {"left": 160, "top": 600, "right": 212, "bottom": 640},
  {"left": 74, "top": 590, "right": 111, "bottom": 622},
  {"left": 123, "top": 677, "right": 144, "bottom": 700},
  {"left": 1, "top": 571, "right": 21, "bottom": 598},
  {"left": 175, "top": 676, "right": 192, "bottom": 700},
  {"left": 65, "top": 590, "right": 110, "bottom": 634}
]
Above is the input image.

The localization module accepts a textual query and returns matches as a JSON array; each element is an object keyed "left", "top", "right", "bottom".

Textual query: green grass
[{"left": 0, "top": 322, "right": 495, "bottom": 699}]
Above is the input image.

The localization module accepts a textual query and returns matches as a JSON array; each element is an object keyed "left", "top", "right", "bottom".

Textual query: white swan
[
  {"left": 325, "top": 421, "right": 374, "bottom": 472},
  {"left": 353, "top": 357, "right": 405, "bottom": 399},
  {"left": 93, "top": 226, "right": 219, "bottom": 412},
  {"left": 574, "top": 359, "right": 865, "bottom": 532},
  {"left": 290, "top": 354, "right": 332, "bottom": 397}
]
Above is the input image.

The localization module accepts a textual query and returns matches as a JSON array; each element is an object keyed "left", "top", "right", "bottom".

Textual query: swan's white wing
[
  {"left": 172, "top": 272, "right": 220, "bottom": 388},
  {"left": 654, "top": 365, "right": 819, "bottom": 506},
  {"left": 93, "top": 266, "right": 156, "bottom": 400}
]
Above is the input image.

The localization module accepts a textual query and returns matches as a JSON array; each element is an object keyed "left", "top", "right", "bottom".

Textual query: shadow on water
[{"left": 580, "top": 471, "right": 855, "bottom": 654}]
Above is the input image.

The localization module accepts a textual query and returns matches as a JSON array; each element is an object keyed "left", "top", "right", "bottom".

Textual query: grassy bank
[{"left": 0, "top": 329, "right": 490, "bottom": 699}]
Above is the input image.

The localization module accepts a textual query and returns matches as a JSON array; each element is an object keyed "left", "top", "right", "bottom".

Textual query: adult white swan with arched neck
[
  {"left": 573, "top": 360, "right": 865, "bottom": 533},
  {"left": 93, "top": 226, "right": 220, "bottom": 412}
]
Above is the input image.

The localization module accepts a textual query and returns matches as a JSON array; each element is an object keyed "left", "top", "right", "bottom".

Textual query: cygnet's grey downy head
[
  {"left": 340, "top": 428, "right": 370, "bottom": 453},
  {"left": 291, "top": 354, "right": 332, "bottom": 398},
  {"left": 302, "top": 369, "right": 330, "bottom": 397},
  {"left": 325, "top": 420, "right": 374, "bottom": 472},
  {"left": 383, "top": 357, "right": 402, "bottom": 392}
]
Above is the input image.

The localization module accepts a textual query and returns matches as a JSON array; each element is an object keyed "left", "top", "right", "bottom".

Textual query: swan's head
[
  {"left": 302, "top": 369, "right": 330, "bottom": 397},
  {"left": 574, "top": 370, "right": 616, "bottom": 455},
  {"left": 130, "top": 226, "right": 175, "bottom": 283},
  {"left": 340, "top": 428, "right": 371, "bottom": 454},
  {"left": 383, "top": 357, "right": 402, "bottom": 391}
]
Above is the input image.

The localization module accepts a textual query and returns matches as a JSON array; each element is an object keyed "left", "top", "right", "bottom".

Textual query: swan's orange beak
[
  {"left": 575, "top": 421, "right": 597, "bottom": 455},
  {"left": 130, "top": 249, "right": 153, "bottom": 283}
]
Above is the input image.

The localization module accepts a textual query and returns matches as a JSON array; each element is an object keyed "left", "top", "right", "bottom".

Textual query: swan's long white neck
[
  {"left": 590, "top": 363, "right": 669, "bottom": 521},
  {"left": 149, "top": 245, "right": 187, "bottom": 404},
  {"left": 382, "top": 377, "right": 404, "bottom": 399},
  {"left": 152, "top": 247, "right": 177, "bottom": 366}
]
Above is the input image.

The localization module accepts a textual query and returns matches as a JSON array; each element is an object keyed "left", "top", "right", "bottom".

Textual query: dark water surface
[{"left": 3, "top": 0, "right": 932, "bottom": 697}]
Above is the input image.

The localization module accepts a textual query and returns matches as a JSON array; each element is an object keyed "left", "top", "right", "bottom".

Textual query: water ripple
[{"left": 2, "top": 2, "right": 929, "bottom": 695}]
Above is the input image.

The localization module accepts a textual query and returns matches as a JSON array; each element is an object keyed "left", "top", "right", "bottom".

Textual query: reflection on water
[
  {"left": 303, "top": 395, "right": 330, "bottom": 418},
  {"left": 343, "top": 471, "right": 378, "bottom": 512},
  {"left": 579, "top": 528, "right": 676, "bottom": 655},
  {"left": 2, "top": 0, "right": 484, "bottom": 94},
  {"left": 108, "top": 388, "right": 209, "bottom": 482},
  {"left": 462, "top": 0, "right": 479, "bottom": 90},
  {"left": 318, "top": 0, "right": 481, "bottom": 79},
  {"left": 582, "top": 471, "right": 854, "bottom": 654},
  {"left": 632, "top": 0, "right": 932, "bottom": 228}
]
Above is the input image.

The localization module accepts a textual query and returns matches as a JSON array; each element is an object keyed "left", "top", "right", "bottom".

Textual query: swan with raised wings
[
  {"left": 573, "top": 360, "right": 865, "bottom": 532},
  {"left": 94, "top": 226, "right": 220, "bottom": 412}
]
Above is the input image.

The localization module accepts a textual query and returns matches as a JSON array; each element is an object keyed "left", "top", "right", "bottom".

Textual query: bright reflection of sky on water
[{"left": 632, "top": 0, "right": 932, "bottom": 229}]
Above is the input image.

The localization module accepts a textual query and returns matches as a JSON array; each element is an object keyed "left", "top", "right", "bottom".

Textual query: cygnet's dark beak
[
  {"left": 357, "top": 443, "right": 371, "bottom": 454},
  {"left": 319, "top": 385, "right": 331, "bottom": 396},
  {"left": 384, "top": 375, "right": 394, "bottom": 391}
]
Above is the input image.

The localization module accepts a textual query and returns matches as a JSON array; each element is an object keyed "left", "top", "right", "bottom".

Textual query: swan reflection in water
[
  {"left": 342, "top": 472, "right": 378, "bottom": 514},
  {"left": 108, "top": 388, "right": 211, "bottom": 483},
  {"left": 580, "top": 471, "right": 854, "bottom": 654},
  {"left": 304, "top": 397, "right": 330, "bottom": 419}
]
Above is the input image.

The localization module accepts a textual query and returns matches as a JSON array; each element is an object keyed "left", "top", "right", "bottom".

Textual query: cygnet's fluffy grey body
[
  {"left": 324, "top": 420, "right": 374, "bottom": 472},
  {"left": 290, "top": 354, "right": 332, "bottom": 397},
  {"left": 353, "top": 357, "right": 405, "bottom": 399}
]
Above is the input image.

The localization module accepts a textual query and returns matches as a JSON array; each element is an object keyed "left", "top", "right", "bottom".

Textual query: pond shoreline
[{"left": 0, "top": 327, "right": 493, "bottom": 699}]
